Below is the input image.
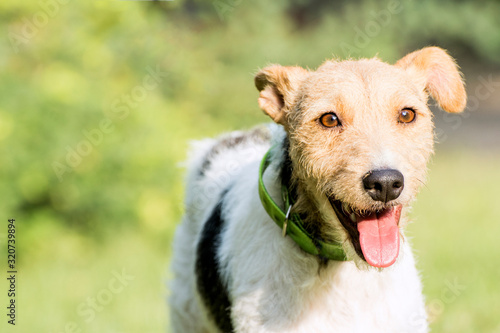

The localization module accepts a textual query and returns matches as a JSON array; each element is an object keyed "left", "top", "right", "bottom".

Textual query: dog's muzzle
[{"left": 329, "top": 169, "right": 405, "bottom": 268}]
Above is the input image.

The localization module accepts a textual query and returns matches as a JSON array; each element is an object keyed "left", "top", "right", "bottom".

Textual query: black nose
[{"left": 363, "top": 169, "right": 404, "bottom": 203}]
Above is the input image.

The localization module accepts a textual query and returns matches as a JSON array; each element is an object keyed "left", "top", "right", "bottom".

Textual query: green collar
[{"left": 258, "top": 149, "right": 348, "bottom": 261}]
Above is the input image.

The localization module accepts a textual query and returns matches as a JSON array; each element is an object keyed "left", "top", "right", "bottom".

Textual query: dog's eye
[
  {"left": 319, "top": 113, "right": 341, "bottom": 128},
  {"left": 398, "top": 108, "right": 416, "bottom": 124}
]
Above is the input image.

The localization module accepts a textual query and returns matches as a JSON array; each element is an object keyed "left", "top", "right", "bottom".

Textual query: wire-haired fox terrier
[{"left": 169, "top": 47, "right": 466, "bottom": 333}]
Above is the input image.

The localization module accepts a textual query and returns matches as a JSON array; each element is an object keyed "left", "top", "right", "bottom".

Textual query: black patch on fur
[
  {"left": 199, "top": 127, "right": 271, "bottom": 177},
  {"left": 199, "top": 136, "right": 244, "bottom": 176},
  {"left": 279, "top": 135, "right": 334, "bottom": 266},
  {"left": 195, "top": 197, "right": 234, "bottom": 332},
  {"left": 279, "top": 136, "right": 293, "bottom": 190}
]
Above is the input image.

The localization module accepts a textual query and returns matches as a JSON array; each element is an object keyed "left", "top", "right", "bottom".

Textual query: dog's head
[{"left": 255, "top": 47, "right": 466, "bottom": 268}]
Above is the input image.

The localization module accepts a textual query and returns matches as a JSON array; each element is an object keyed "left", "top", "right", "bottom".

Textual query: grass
[
  {"left": 1, "top": 148, "right": 499, "bottom": 333},
  {"left": 1, "top": 226, "right": 170, "bottom": 333},
  {"left": 408, "top": 149, "right": 500, "bottom": 332}
]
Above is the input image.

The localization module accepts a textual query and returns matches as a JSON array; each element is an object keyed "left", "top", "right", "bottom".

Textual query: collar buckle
[
  {"left": 258, "top": 148, "right": 348, "bottom": 261},
  {"left": 282, "top": 204, "right": 292, "bottom": 237}
]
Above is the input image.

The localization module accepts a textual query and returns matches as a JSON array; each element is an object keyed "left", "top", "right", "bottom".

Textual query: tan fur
[
  {"left": 255, "top": 65, "right": 310, "bottom": 126},
  {"left": 395, "top": 46, "right": 467, "bottom": 113},
  {"left": 255, "top": 47, "right": 466, "bottom": 256}
]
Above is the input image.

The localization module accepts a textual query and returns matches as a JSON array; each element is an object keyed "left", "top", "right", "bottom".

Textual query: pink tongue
[{"left": 357, "top": 206, "right": 402, "bottom": 268}]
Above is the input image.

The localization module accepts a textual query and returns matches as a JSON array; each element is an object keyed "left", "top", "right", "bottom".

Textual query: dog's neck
[{"left": 276, "top": 134, "right": 337, "bottom": 248}]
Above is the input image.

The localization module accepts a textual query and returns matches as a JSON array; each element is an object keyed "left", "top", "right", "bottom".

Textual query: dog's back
[{"left": 170, "top": 126, "right": 271, "bottom": 333}]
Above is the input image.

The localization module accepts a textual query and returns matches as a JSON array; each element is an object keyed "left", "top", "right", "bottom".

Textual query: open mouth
[{"left": 328, "top": 198, "right": 402, "bottom": 268}]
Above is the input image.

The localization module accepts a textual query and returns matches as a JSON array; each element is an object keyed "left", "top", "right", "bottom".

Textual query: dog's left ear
[
  {"left": 255, "top": 65, "right": 309, "bottom": 125},
  {"left": 395, "top": 47, "right": 466, "bottom": 113}
]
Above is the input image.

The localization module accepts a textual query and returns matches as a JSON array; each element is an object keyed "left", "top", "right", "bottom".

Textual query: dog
[{"left": 169, "top": 46, "right": 466, "bottom": 333}]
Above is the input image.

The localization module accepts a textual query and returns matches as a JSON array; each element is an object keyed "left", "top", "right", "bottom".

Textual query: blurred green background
[{"left": 1, "top": 0, "right": 500, "bottom": 332}]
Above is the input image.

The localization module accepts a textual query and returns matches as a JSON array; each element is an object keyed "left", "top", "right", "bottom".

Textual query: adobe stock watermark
[
  {"left": 52, "top": 65, "right": 168, "bottom": 182},
  {"left": 8, "top": 0, "right": 176, "bottom": 52},
  {"left": 213, "top": 0, "right": 243, "bottom": 21},
  {"left": 339, "top": 0, "right": 407, "bottom": 57},
  {"left": 408, "top": 277, "right": 466, "bottom": 330},
  {"left": 8, "top": 0, "right": 72, "bottom": 53},
  {"left": 51, "top": 268, "right": 134, "bottom": 333},
  {"left": 435, "top": 74, "right": 500, "bottom": 144}
]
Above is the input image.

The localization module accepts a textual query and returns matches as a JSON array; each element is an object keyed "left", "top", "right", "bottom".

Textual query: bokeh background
[{"left": 1, "top": 0, "right": 500, "bottom": 332}]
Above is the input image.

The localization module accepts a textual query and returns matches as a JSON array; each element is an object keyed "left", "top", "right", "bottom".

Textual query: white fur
[{"left": 169, "top": 125, "right": 428, "bottom": 333}]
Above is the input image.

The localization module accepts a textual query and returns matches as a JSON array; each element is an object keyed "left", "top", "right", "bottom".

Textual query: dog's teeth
[
  {"left": 350, "top": 213, "right": 357, "bottom": 223},
  {"left": 342, "top": 203, "right": 351, "bottom": 214}
]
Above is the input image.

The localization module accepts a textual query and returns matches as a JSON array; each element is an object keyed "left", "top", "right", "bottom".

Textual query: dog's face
[{"left": 255, "top": 47, "right": 466, "bottom": 268}]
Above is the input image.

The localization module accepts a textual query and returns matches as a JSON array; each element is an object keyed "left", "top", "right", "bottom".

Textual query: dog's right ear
[{"left": 255, "top": 65, "right": 309, "bottom": 125}]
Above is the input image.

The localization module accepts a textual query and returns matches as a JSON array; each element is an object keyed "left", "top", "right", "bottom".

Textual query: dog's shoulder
[
  {"left": 181, "top": 124, "right": 277, "bottom": 229},
  {"left": 197, "top": 125, "right": 272, "bottom": 177}
]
